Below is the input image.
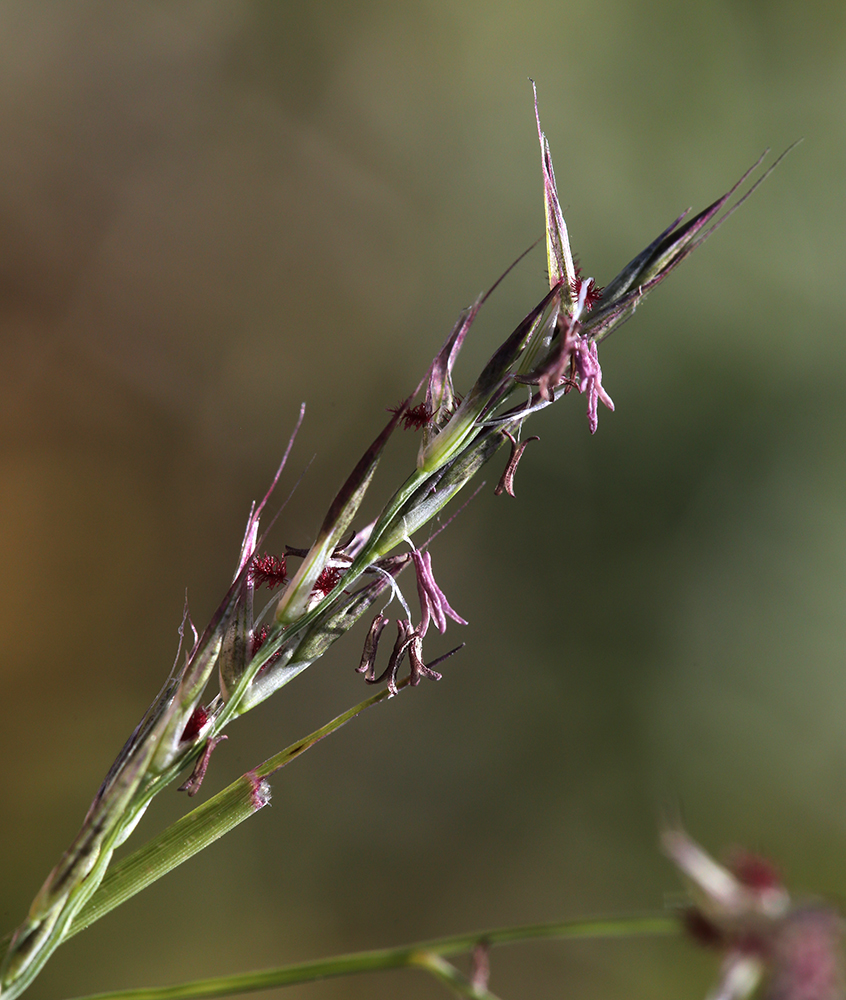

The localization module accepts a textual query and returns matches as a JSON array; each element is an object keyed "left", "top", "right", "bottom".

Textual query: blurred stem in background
[{"left": 62, "top": 915, "right": 680, "bottom": 1000}]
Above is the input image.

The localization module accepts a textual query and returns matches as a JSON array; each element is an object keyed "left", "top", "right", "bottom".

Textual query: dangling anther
[
  {"left": 367, "top": 619, "right": 413, "bottom": 695},
  {"left": 407, "top": 633, "right": 431, "bottom": 685},
  {"left": 494, "top": 431, "right": 540, "bottom": 497},
  {"left": 178, "top": 735, "right": 228, "bottom": 797},
  {"left": 356, "top": 613, "right": 389, "bottom": 680},
  {"left": 407, "top": 632, "right": 451, "bottom": 685}
]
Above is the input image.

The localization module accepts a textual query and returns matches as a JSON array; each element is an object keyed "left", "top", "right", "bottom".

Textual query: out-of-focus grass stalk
[{"left": 62, "top": 915, "right": 679, "bottom": 1000}]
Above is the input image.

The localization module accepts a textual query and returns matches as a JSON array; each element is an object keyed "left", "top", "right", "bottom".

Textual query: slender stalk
[{"left": 63, "top": 915, "right": 679, "bottom": 1000}]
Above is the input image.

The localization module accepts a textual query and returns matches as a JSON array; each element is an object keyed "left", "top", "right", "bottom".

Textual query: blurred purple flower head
[{"left": 663, "top": 828, "right": 844, "bottom": 1000}]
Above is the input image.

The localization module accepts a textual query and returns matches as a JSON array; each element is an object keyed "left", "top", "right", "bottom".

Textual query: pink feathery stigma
[
  {"left": 250, "top": 625, "right": 283, "bottom": 672},
  {"left": 313, "top": 565, "right": 343, "bottom": 597},
  {"left": 387, "top": 401, "right": 436, "bottom": 431},
  {"left": 570, "top": 270, "right": 603, "bottom": 311},
  {"left": 249, "top": 553, "right": 288, "bottom": 590}
]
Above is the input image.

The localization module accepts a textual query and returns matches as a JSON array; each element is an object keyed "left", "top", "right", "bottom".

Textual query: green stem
[
  {"left": 62, "top": 915, "right": 679, "bottom": 1000},
  {"left": 67, "top": 684, "right": 396, "bottom": 938}
]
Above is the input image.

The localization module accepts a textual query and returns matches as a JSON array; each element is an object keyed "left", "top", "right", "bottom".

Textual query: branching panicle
[{"left": 0, "top": 85, "right": 793, "bottom": 1000}]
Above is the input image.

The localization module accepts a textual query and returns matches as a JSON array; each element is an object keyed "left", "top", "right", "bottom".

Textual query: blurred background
[{"left": 0, "top": 2, "right": 843, "bottom": 997}]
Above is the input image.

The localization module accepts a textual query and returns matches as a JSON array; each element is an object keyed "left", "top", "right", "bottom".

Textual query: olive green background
[{"left": 0, "top": 2, "right": 843, "bottom": 998}]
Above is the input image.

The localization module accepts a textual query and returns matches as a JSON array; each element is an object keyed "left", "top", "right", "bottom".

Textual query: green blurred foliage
[{"left": 0, "top": 2, "right": 844, "bottom": 998}]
